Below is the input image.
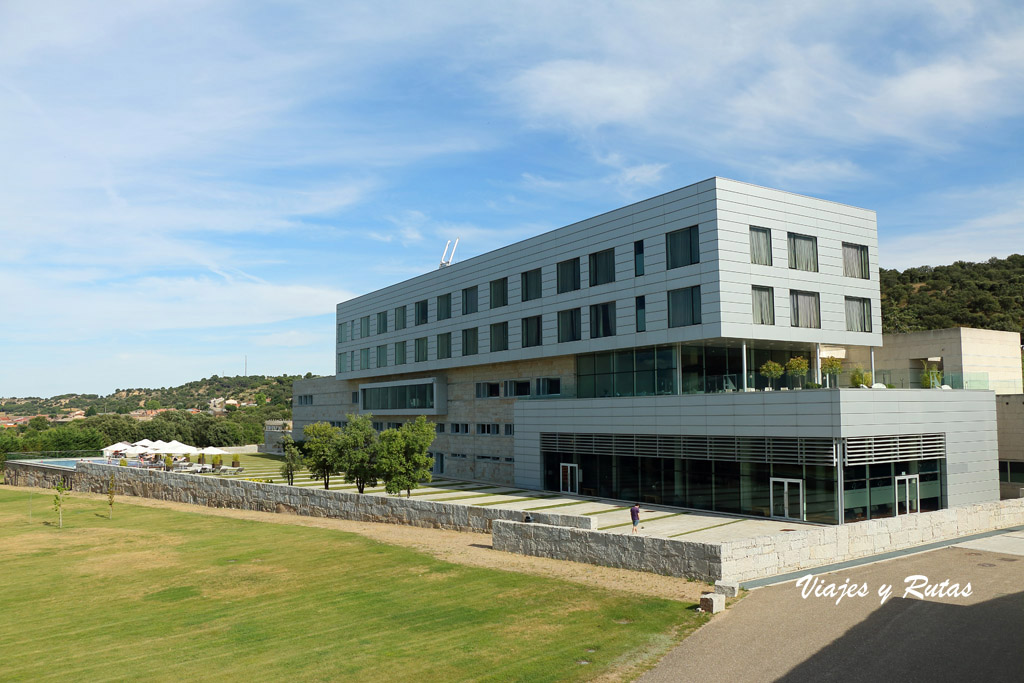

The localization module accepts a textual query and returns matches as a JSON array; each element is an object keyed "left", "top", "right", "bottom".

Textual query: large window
[
  {"left": 360, "top": 315, "right": 370, "bottom": 338},
  {"left": 395, "top": 306, "right": 406, "bottom": 330},
  {"left": 415, "top": 337, "right": 428, "bottom": 362},
  {"left": 376, "top": 344, "right": 387, "bottom": 367},
  {"left": 843, "top": 243, "right": 870, "bottom": 279},
  {"left": 634, "top": 240, "right": 645, "bottom": 276},
  {"left": 750, "top": 227, "right": 772, "bottom": 266},
  {"left": 490, "top": 322, "right": 508, "bottom": 352},
  {"left": 437, "top": 294, "right": 451, "bottom": 320},
  {"left": 752, "top": 286, "right": 775, "bottom": 325},
  {"left": 337, "top": 351, "right": 348, "bottom": 374},
  {"left": 666, "top": 226, "right": 699, "bottom": 269},
  {"left": 375, "top": 311, "right": 387, "bottom": 334},
  {"left": 362, "top": 383, "right": 434, "bottom": 411},
  {"left": 359, "top": 348, "right": 370, "bottom": 370},
  {"left": 636, "top": 296, "right": 646, "bottom": 332},
  {"left": 790, "top": 290, "right": 821, "bottom": 328},
  {"left": 787, "top": 233, "right": 818, "bottom": 272},
  {"left": 462, "top": 286, "right": 478, "bottom": 315},
  {"left": 490, "top": 277, "right": 508, "bottom": 308},
  {"left": 589, "top": 248, "right": 616, "bottom": 286},
  {"left": 395, "top": 340, "right": 407, "bottom": 365},
  {"left": 557, "top": 258, "right": 581, "bottom": 293},
  {"left": 577, "top": 345, "right": 677, "bottom": 397},
  {"left": 557, "top": 308, "right": 581, "bottom": 343},
  {"left": 668, "top": 286, "right": 702, "bottom": 327},
  {"left": 522, "top": 315, "right": 543, "bottom": 347},
  {"left": 845, "top": 296, "right": 872, "bottom": 332},
  {"left": 590, "top": 302, "right": 616, "bottom": 338},
  {"left": 415, "top": 300, "right": 428, "bottom": 325},
  {"left": 521, "top": 268, "right": 542, "bottom": 302},
  {"left": 437, "top": 332, "right": 452, "bottom": 359},
  {"left": 462, "top": 328, "right": 478, "bottom": 355},
  {"left": 338, "top": 321, "right": 349, "bottom": 343}
]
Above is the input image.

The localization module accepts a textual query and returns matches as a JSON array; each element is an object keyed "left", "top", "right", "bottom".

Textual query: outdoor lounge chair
[{"left": 218, "top": 466, "right": 244, "bottom": 475}]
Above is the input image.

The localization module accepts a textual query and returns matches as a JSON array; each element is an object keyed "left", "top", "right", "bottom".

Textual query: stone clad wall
[
  {"left": 3, "top": 461, "right": 75, "bottom": 489},
  {"left": 64, "top": 463, "right": 592, "bottom": 533}
]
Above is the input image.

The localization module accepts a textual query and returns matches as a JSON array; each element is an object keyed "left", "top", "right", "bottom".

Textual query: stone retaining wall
[
  {"left": 53, "top": 463, "right": 592, "bottom": 534},
  {"left": 3, "top": 461, "right": 76, "bottom": 489}
]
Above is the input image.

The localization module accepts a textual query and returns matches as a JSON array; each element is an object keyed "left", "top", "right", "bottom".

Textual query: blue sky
[{"left": 2, "top": 0, "right": 1023, "bottom": 398}]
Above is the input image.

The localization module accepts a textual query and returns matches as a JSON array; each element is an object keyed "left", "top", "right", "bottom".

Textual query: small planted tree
[
  {"left": 759, "top": 360, "right": 784, "bottom": 390},
  {"left": 785, "top": 356, "right": 809, "bottom": 389},
  {"left": 303, "top": 422, "right": 343, "bottom": 489},
  {"left": 53, "top": 480, "right": 69, "bottom": 528},
  {"left": 821, "top": 356, "right": 843, "bottom": 388},
  {"left": 107, "top": 474, "right": 115, "bottom": 519},
  {"left": 850, "top": 367, "right": 873, "bottom": 387},
  {"left": 212, "top": 453, "right": 222, "bottom": 470},
  {"left": 378, "top": 416, "right": 436, "bottom": 497},
  {"left": 920, "top": 361, "right": 943, "bottom": 388},
  {"left": 279, "top": 434, "right": 303, "bottom": 486},
  {"left": 340, "top": 414, "right": 380, "bottom": 494},
  {"left": 164, "top": 454, "right": 174, "bottom": 471},
  {"left": 231, "top": 453, "right": 241, "bottom": 468}
]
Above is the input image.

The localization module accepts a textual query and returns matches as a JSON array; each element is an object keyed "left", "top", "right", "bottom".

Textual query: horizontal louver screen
[
  {"left": 844, "top": 433, "right": 946, "bottom": 465},
  {"left": 540, "top": 433, "right": 837, "bottom": 465}
]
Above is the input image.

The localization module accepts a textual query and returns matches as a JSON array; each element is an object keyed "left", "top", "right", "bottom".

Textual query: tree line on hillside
[
  {"left": 281, "top": 415, "right": 435, "bottom": 497},
  {"left": 881, "top": 254, "right": 1024, "bottom": 335}
]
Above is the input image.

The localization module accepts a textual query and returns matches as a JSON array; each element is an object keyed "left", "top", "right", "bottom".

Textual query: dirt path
[{"left": 2, "top": 485, "right": 710, "bottom": 603}]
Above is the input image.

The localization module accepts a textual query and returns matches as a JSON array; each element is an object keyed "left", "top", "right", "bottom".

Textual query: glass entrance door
[
  {"left": 895, "top": 474, "right": 919, "bottom": 515},
  {"left": 560, "top": 463, "right": 579, "bottom": 495},
  {"left": 770, "top": 478, "right": 804, "bottom": 521}
]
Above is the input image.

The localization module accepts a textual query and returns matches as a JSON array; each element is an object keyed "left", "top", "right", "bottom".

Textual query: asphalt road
[{"left": 641, "top": 539, "right": 1024, "bottom": 682}]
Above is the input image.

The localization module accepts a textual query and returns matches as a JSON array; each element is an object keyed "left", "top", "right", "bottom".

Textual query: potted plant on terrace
[
  {"left": 785, "top": 356, "right": 809, "bottom": 390},
  {"left": 822, "top": 356, "right": 843, "bottom": 388},
  {"left": 759, "top": 360, "right": 784, "bottom": 391},
  {"left": 231, "top": 453, "right": 241, "bottom": 468}
]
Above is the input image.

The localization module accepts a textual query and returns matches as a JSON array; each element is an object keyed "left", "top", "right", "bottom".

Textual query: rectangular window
[
  {"left": 634, "top": 240, "right": 645, "bottom": 276},
  {"left": 536, "top": 377, "right": 561, "bottom": 396},
  {"left": 352, "top": 391, "right": 358, "bottom": 404},
  {"left": 462, "top": 286, "right": 478, "bottom": 315},
  {"left": 845, "top": 296, "right": 872, "bottom": 332},
  {"left": 636, "top": 296, "right": 646, "bottom": 332},
  {"left": 415, "top": 337, "right": 428, "bottom": 362},
  {"left": 504, "top": 380, "right": 531, "bottom": 397},
  {"left": 339, "top": 321, "right": 349, "bottom": 343},
  {"left": 361, "top": 383, "right": 435, "bottom": 411},
  {"left": 436, "top": 423, "right": 445, "bottom": 434},
  {"left": 415, "top": 300, "right": 428, "bottom": 325},
  {"left": 359, "top": 348, "right": 370, "bottom": 370},
  {"left": 504, "top": 424, "right": 514, "bottom": 436},
  {"left": 462, "top": 328, "right": 478, "bottom": 356},
  {"left": 577, "top": 345, "right": 677, "bottom": 398},
  {"left": 790, "top": 290, "right": 821, "bottom": 328},
  {"left": 666, "top": 226, "right": 700, "bottom": 269},
  {"left": 521, "top": 268, "right": 542, "bottom": 301},
  {"left": 668, "top": 286, "right": 702, "bottom": 327},
  {"left": 395, "top": 340, "right": 407, "bottom": 365},
  {"left": 752, "top": 286, "right": 775, "bottom": 325},
  {"left": 750, "top": 227, "right": 772, "bottom": 266},
  {"left": 476, "top": 423, "right": 500, "bottom": 435},
  {"left": 556, "top": 258, "right": 581, "bottom": 293},
  {"left": 589, "top": 248, "right": 616, "bottom": 286},
  {"left": 360, "top": 315, "right": 370, "bottom": 338},
  {"left": 475, "top": 382, "right": 500, "bottom": 398},
  {"left": 437, "top": 332, "right": 452, "bottom": 359},
  {"left": 490, "top": 277, "right": 508, "bottom": 308},
  {"left": 522, "top": 315, "right": 543, "bottom": 347},
  {"left": 590, "top": 301, "right": 616, "bottom": 338},
  {"left": 490, "top": 322, "right": 508, "bottom": 352},
  {"left": 350, "top": 352, "right": 355, "bottom": 372},
  {"left": 337, "top": 352, "right": 348, "bottom": 374},
  {"left": 437, "top": 293, "right": 451, "bottom": 320},
  {"left": 788, "top": 233, "right": 818, "bottom": 272},
  {"left": 376, "top": 344, "right": 387, "bottom": 367},
  {"left": 557, "top": 308, "right": 582, "bottom": 343},
  {"left": 376, "top": 311, "right": 387, "bottom": 334},
  {"left": 395, "top": 306, "right": 407, "bottom": 330},
  {"left": 843, "top": 243, "right": 870, "bottom": 279}
]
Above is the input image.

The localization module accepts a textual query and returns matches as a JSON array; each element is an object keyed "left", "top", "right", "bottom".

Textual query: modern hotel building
[{"left": 293, "top": 177, "right": 999, "bottom": 525}]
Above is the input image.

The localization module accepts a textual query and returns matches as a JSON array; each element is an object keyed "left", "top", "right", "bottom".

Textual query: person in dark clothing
[{"left": 630, "top": 503, "right": 641, "bottom": 534}]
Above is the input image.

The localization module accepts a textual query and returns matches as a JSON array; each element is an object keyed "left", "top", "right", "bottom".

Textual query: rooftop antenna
[{"left": 439, "top": 237, "right": 459, "bottom": 268}]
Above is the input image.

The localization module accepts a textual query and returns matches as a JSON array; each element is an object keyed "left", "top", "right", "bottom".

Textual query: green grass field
[{"left": 0, "top": 488, "right": 704, "bottom": 682}]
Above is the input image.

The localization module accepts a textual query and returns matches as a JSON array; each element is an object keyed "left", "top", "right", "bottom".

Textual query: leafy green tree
[
  {"left": 303, "top": 422, "right": 343, "bottom": 489},
  {"left": 821, "top": 357, "right": 843, "bottom": 388},
  {"left": 84, "top": 406, "right": 97, "bottom": 417},
  {"left": 144, "top": 399, "right": 162, "bottom": 410},
  {"left": 77, "top": 414, "right": 140, "bottom": 445},
  {"left": 784, "top": 356, "right": 809, "bottom": 387},
  {"left": 28, "top": 416, "right": 48, "bottom": 431},
  {"left": 53, "top": 480, "right": 69, "bottom": 529},
  {"left": 279, "top": 435, "right": 303, "bottom": 485},
  {"left": 759, "top": 360, "right": 784, "bottom": 390},
  {"left": 339, "top": 414, "right": 380, "bottom": 494},
  {"left": 378, "top": 416, "right": 436, "bottom": 497}
]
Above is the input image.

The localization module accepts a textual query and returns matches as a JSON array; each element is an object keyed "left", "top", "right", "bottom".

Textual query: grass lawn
[{"left": 0, "top": 488, "right": 705, "bottom": 682}]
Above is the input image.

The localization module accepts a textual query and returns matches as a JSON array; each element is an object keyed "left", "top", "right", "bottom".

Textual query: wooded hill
[{"left": 881, "top": 254, "right": 1024, "bottom": 336}]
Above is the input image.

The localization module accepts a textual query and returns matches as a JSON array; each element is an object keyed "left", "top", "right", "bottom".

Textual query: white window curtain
[
  {"left": 790, "top": 291, "right": 820, "bottom": 328},
  {"left": 750, "top": 227, "right": 772, "bottom": 266},
  {"left": 845, "top": 297, "right": 871, "bottom": 332},
  {"left": 752, "top": 286, "right": 774, "bottom": 325},
  {"left": 788, "top": 234, "right": 818, "bottom": 271},
  {"left": 843, "top": 243, "right": 869, "bottom": 279}
]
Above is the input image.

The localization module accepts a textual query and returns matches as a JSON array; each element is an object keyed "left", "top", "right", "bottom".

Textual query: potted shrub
[
  {"left": 821, "top": 356, "right": 843, "bottom": 388},
  {"left": 850, "top": 366, "right": 872, "bottom": 387},
  {"left": 785, "top": 356, "right": 809, "bottom": 389},
  {"left": 164, "top": 454, "right": 174, "bottom": 471},
  {"left": 231, "top": 454, "right": 241, "bottom": 468},
  {"left": 212, "top": 453, "right": 222, "bottom": 470},
  {"left": 920, "top": 361, "right": 943, "bottom": 388},
  {"left": 759, "top": 360, "right": 784, "bottom": 390},
  {"left": 198, "top": 452, "right": 206, "bottom": 465},
  {"left": 119, "top": 458, "right": 128, "bottom": 467}
]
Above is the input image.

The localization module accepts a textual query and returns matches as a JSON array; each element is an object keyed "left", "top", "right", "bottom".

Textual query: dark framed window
[
  {"left": 790, "top": 290, "right": 821, "bottom": 328},
  {"left": 752, "top": 286, "right": 774, "bottom": 325},
  {"left": 557, "top": 258, "right": 581, "bottom": 293},
  {"left": 415, "top": 300, "right": 428, "bottom": 325},
  {"left": 360, "top": 315, "right": 370, "bottom": 338},
  {"left": 376, "top": 311, "right": 388, "bottom": 334},
  {"left": 666, "top": 226, "right": 699, "bottom": 269},
  {"left": 668, "top": 286, "right": 702, "bottom": 327},
  {"left": 590, "top": 301, "right": 616, "bottom": 338},
  {"left": 845, "top": 296, "right": 872, "bottom": 332},
  {"left": 462, "top": 286, "right": 478, "bottom": 315},
  {"left": 557, "top": 308, "right": 581, "bottom": 343},
  {"left": 337, "top": 352, "right": 347, "bottom": 374},
  {"left": 521, "top": 268, "right": 542, "bottom": 301},
  {"left": 415, "top": 337, "right": 428, "bottom": 362},
  {"left": 437, "top": 332, "right": 451, "bottom": 359},
  {"left": 636, "top": 296, "right": 646, "bottom": 332},
  {"left": 395, "top": 340, "right": 407, "bottom": 365},
  {"left": 359, "top": 347, "right": 370, "bottom": 370},
  {"left": 522, "top": 315, "right": 542, "bottom": 347},
  {"left": 634, "top": 240, "right": 645, "bottom": 276},
  {"left": 338, "top": 321, "right": 349, "bottom": 342},
  {"left": 788, "top": 233, "right": 818, "bottom": 272},
  {"left": 750, "top": 227, "right": 772, "bottom": 266},
  {"left": 395, "top": 306, "right": 406, "bottom": 330},
  {"left": 437, "top": 294, "right": 451, "bottom": 321},
  {"left": 843, "top": 243, "right": 870, "bottom": 279},
  {"left": 462, "top": 328, "right": 478, "bottom": 355},
  {"left": 589, "top": 248, "right": 616, "bottom": 286},
  {"left": 490, "top": 277, "right": 508, "bottom": 308},
  {"left": 376, "top": 344, "right": 388, "bottom": 367},
  {"left": 490, "top": 322, "right": 508, "bottom": 352}
]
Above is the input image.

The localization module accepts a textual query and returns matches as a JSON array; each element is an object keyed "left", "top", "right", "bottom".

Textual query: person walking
[{"left": 630, "top": 503, "right": 641, "bottom": 534}]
